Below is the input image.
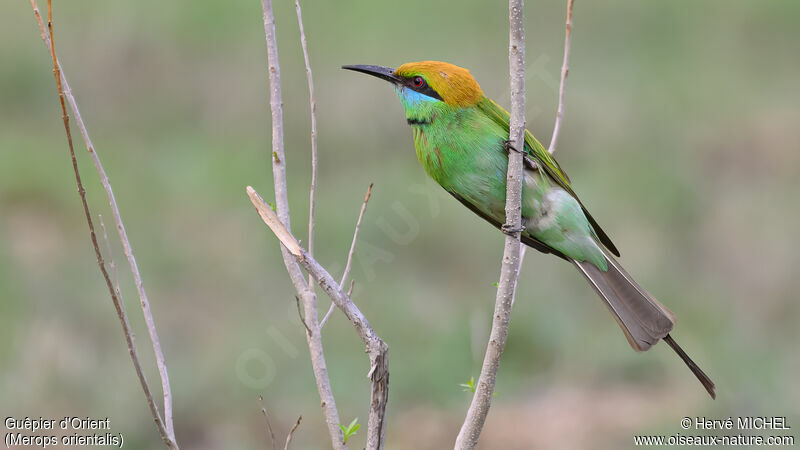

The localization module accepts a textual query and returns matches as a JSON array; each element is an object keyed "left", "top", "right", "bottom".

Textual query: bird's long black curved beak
[{"left": 341, "top": 65, "right": 400, "bottom": 84}]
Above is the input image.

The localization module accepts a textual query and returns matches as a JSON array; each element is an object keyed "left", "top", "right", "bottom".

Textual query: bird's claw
[
  {"left": 501, "top": 223, "right": 525, "bottom": 235},
  {"left": 503, "top": 139, "right": 522, "bottom": 154}
]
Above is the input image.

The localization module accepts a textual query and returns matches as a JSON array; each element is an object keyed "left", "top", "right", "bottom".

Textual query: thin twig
[
  {"left": 320, "top": 299, "right": 336, "bottom": 329},
  {"left": 99, "top": 214, "right": 122, "bottom": 300},
  {"left": 283, "top": 415, "right": 302, "bottom": 450},
  {"left": 321, "top": 183, "right": 373, "bottom": 329},
  {"left": 31, "top": 2, "right": 177, "bottom": 444},
  {"left": 340, "top": 184, "right": 372, "bottom": 287},
  {"left": 295, "top": 296, "right": 313, "bottom": 335},
  {"left": 510, "top": 246, "right": 527, "bottom": 309},
  {"left": 258, "top": 396, "right": 279, "bottom": 450},
  {"left": 248, "top": 187, "right": 389, "bottom": 450},
  {"left": 295, "top": 0, "right": 319, "bottom": 287},
  {"left": 30, "top": 0, "right": 178, "bottom": 449},
  {"left": 454, "top": 0, "right": 526, "bottom": 448},
  {"left": 322, "top": 279, "right": 353, "bottom": 327},
  {"left": 548, "top": 0, "right": 575, "bottom": 154},
  {"left": 258, "top": 1, "right": 345, "bottom": 448}
]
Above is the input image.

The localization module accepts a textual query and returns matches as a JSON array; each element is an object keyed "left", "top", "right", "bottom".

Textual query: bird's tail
[{"left": 572, "top": 251, "right": 716, "bottom": 398}]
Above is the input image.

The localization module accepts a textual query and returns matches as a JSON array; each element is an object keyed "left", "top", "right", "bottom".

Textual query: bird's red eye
[{"left": 412, "top": 76, "right": 424, "bottom": 87}]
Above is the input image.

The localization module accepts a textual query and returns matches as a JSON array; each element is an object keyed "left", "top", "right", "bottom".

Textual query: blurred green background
[{"left": 2, "top": 0, "right": 799, "bottom": 448}]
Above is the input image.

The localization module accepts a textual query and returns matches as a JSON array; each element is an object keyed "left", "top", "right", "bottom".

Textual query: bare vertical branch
[
  {"left": 454, "top": 0, "right": 526, "bottom": 448},
  {"left": 295, "top": 0, "right": 319, "bottom": 280},
  {"left": 32, "top": 1, "right": 177, "bottom": 448},
  {"left": 548, "top": 0, "right": 575, "bottom": 154},
  {"left": 321, "top": 183, "right": 373, "bottom": 329},
  {"left": 247, "top": 187, "right": 389, "bottom": 450},
  {"left": 258, "top": 1, "right": 346, "bottom": 448}
]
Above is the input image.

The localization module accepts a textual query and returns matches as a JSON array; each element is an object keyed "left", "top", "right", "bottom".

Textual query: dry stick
[
  {"left": 247, "top": 187, "right": 389, "bottom": 450},
  {"left": 319, "top": 298, "right": 336, "bottom": 329},
  {"left": 99, "top": 215, "right": 122, "bottom": 300},
  {"left": 295, "top": 296, "right": 313, "bottom": 335},
  {"left": 548, "top": 0, "right": 575, "bottom": 155},
  {"left": 258, "top": 1, "right": 345, "bottom": 448},
  {"left": 339, "top": 184, "right": 372, "bottom": 289},
  {"left": 509, "top": 246, "right": 527, "bottom": 310},
  {"left": 320, "top": 183, "right": 373, "bottom": 328},
  {"left": 258, "top": 396, "right": 279, "bottom": 450},
  {"left": 33, "top": 2, "right": 177, "bottom": 448},
  {"left": 295, "top": 0, "right": 319, "bottom": 286},
  {"left": 454, "top": 0, "right": 526, "bottom": 448},
  {"left": 284, "top": 416, "right": 303, "bottom": 450},
  {"left": 31, "top": 3, "right": 177, "bottom": 443}
]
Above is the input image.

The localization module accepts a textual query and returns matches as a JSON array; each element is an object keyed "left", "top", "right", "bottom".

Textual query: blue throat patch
[
  {"left": 396, "top": 87, "right": 439, "bottom": 126},
  {"left": 396, "top": 87, "right": 438, "bottom": 106}
]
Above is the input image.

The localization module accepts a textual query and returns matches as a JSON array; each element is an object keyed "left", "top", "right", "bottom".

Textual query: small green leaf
[
  {"left": 492, "top": 282, "right": 499, "bottom": 287},
  {"left": 459, "top": 376, "right": 476, "bottom": 393},
  {"left": 339, "top": 418, "right": 360, "bottom": 443}
]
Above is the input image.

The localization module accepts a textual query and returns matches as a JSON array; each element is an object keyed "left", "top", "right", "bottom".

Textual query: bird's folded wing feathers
[{"left": 476, "top": 98, "right": 620, "bottom": 257}]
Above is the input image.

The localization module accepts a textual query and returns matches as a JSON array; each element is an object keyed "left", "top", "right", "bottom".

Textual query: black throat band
[{"left": 407, "top": 117, "right": 432, "bottom": 126}]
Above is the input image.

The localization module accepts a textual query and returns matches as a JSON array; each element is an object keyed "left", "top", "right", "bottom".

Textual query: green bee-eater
[{"left": 343, "top": 61, "right": 715, "bottom": 398}]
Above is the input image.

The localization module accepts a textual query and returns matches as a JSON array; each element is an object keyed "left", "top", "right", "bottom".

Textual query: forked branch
[
  {"left": 31, "top": 0, "right": 177, "bottom": 447},
  {"left": 259, "top": 1, "right": 345, "bottom": 447},
  {"left": 248, "top": 187, "right": 389, "bottom": 449},
  {"left": 321, "top": 183, "right": 373, "bottom": 328},
  {"left": 258, "top": 1, "right": 388, "bottom": 448}
]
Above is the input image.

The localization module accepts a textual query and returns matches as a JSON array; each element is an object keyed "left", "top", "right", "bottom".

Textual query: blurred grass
[{"left": 2, "top": 1, "right": 799, "bottom": 448}]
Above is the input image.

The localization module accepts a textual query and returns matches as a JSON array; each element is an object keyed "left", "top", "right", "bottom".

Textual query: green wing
[{"left": 476, "top": 97, "right": 620, "bottom": 256}]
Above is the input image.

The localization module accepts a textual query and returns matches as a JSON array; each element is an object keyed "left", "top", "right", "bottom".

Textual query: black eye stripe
[{"left": 405, "top": 76, "right": 443, "bottom": 101}]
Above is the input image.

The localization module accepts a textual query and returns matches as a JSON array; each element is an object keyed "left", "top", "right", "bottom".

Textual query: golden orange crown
[{"left": 395, "top": 61, "right": 485, "bottom": 107}]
